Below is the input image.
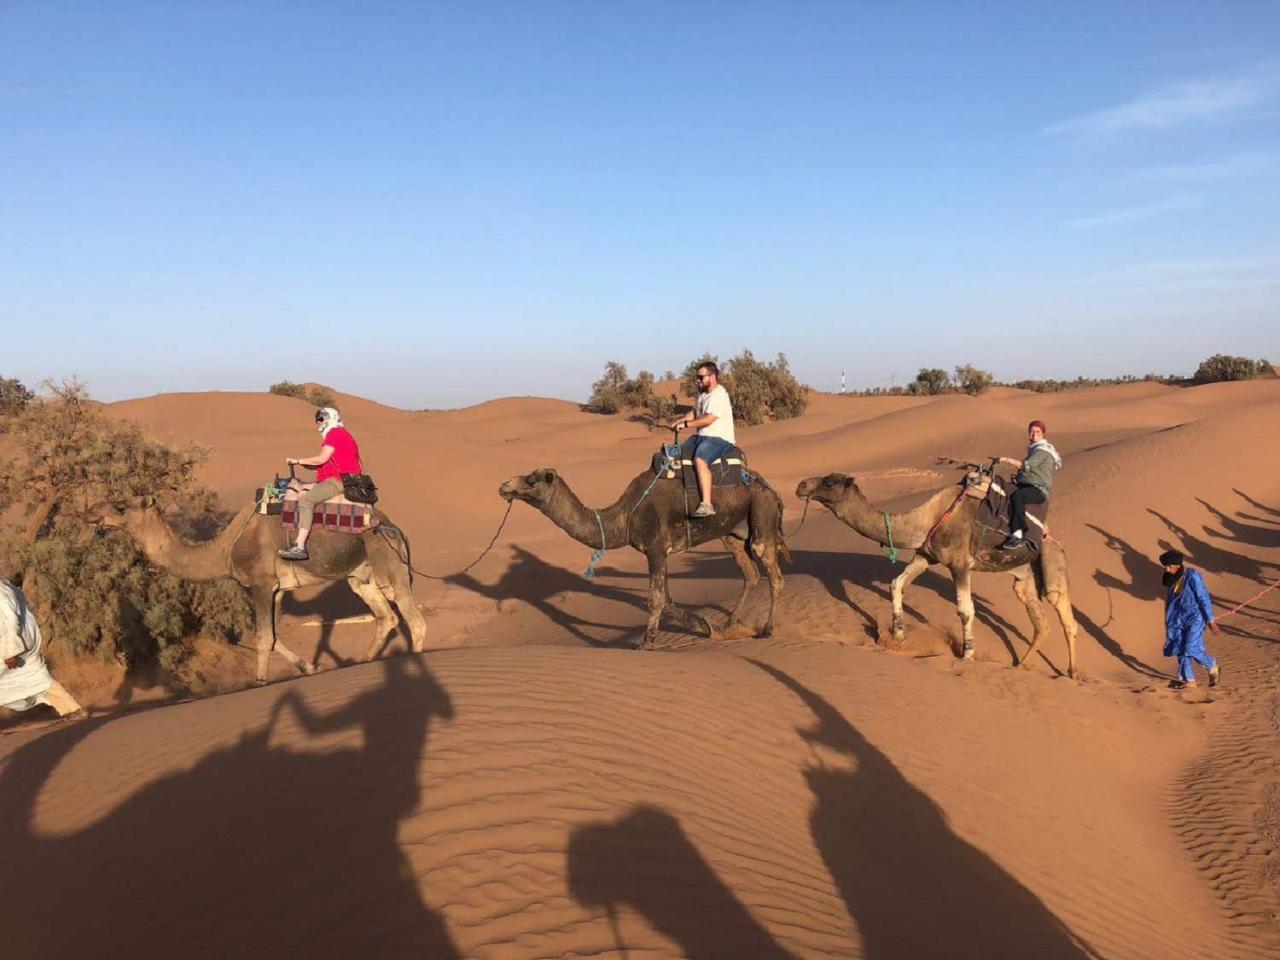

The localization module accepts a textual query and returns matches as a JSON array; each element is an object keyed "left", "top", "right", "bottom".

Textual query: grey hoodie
[{"left": 1016, "top": 440, "right": 1062, "bottom": 495}]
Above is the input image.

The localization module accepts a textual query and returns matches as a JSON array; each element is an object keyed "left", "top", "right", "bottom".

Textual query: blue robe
[{"left": 1163, "top": 568, "right": 1214, "bottom": 658}]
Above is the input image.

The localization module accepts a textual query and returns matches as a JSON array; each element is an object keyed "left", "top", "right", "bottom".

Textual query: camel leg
[
  {"left": 890, "top": 554, "right": 931, "bottom": 645},
  {"left": 349, "top": 576, "right": 400, "bottom": 664},
  {"left": 1042, "top": 578, "right": 1079, "bottom": 681},
  {"left": 722, "top": 536, "right": 760, "bottom": 629},
  {"left": 953, "top": 566, "right": 976, "bottom": 661},
  {"left": 1012, "top": 571, "right": 1052, "bottom": 671},
  {"left": 758, "top": 535, "right": 785, "bottom": 639},
  {"left": 654, "top": 557, "right": 715, "bottom": 642},
  {"left": 642, "top": 555, "right": 668, "bottom": 649},
  {"left": 252, "top": 588, "right": 313, "bottom": 685}
]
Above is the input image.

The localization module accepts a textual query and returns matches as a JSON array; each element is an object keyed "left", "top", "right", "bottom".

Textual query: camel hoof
[
  {"left": 253, "top": 678, "right": 268, "bottom": 688},
  {"left": 961, "top": 643, "right": 975, "bottom": 661},
  {"left": 298, "top": 661, "right": 316, "bottom": 675}
]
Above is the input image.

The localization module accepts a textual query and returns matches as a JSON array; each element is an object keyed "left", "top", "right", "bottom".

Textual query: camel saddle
[
  {"left": 648, "top": 439, "right": 753, "bottom": 493},
  {"left": 256, "top": 484, "right": 379, "bottom": 534},
  {"left": 968, "top": 472, "right": 1049, "bottom": 556}
]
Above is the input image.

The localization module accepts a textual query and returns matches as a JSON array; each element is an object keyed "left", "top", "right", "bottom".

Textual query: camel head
[
  {"left": 499, "top": 469, "right": 561, "bottom": 507},
  {"left": 795, "top": 473, "right": 860, "bottom": 507},
  {"left": 84, "top": 495, "right": 157, "bottom": 529}
]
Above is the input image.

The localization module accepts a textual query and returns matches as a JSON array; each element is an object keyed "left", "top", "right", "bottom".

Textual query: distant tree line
[{"left": 845, "top": 354, "right": 1272, "bottom": 397}]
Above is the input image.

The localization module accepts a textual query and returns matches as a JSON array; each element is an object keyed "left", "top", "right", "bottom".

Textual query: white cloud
[
  {"left": 1068, "top": 196, "right": 1201, "bottom": 229},
  {"left": 1137, "top": 151, "right": 1276, "bottom": 180},
  {"left": 1044, "top": 74, "right": 1272, "bottom": 138}
]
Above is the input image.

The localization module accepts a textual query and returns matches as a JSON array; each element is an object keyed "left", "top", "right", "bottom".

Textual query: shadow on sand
[
  {"left": 748, "top": 659, "right": 1102, "bottom": 959},
  {"left": 0, "top": 655, "right": 460, "bottom": 959},
  {"left": 567, "top": 804, "right": 797, "bottom": 958}
]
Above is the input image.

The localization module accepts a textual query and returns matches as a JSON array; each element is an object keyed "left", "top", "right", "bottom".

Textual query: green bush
[
  {"left": 0, "top": 381, "right": 252, "bottom": 673},
  {"left": 0, "top": 376, "right": 34, "bottom": 419},
  {"left": 1192, "top": 354, "right": 1269, "bottom": 383},
  {"left": 585, "top": 363, "right": 674, "bottom": 424},
  {"left": 909, "top": 368, "right": 951, "bottom": 395},
  {"left": 269, "top": 380, "right": 336, "bottom": 408},
  {"left": 954, "top": 364, "right": 994, "bottom": 396}
]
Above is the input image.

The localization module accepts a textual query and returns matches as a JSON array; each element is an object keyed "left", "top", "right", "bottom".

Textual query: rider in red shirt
[{"left": 279, "top": 407, "right": 364, "bottom": 561}]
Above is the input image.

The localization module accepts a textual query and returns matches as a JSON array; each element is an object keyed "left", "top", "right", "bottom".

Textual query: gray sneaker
[
  {"left": 278, "top": 545, "right": 309, "bottom": 561},
  {"left": 691, "top": 502, "right": 716, "bottom": 518}
]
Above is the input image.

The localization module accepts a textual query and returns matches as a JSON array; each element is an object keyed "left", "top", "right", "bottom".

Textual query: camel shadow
[
  {"left": 447, "top": 545, "right": 646, "bottom": 648},
  {"left": 748, "top": 660, "right": 1102, "bottom": 959},
  {"left": 783, "top": 550, "right": 1048, "bottom": 665},
  {"left": 0, "top": 655, "right": 461, "bottom": 959},
  {"left": 566, "top": 804, "right": 796, "bottom": 959},
  {"left": 1196, "top": 496, "right": 1280, "bottom": 552},
  {"left": 281, "top": 580, "right": 412, "bottom": 669},
  {"left": 1231, "top": 489, "right": 1280, "bottom": 522},
  {"left": 1149, "top": 508, "right": 1279, "bottom": 582},
  {"left": 1086, "top": 524, "right": 1165, "bottom": 603}
]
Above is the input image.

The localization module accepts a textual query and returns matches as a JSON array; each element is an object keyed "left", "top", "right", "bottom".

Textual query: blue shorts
[{"left": 688, "top": 435, "right": 734, "bottom": 465}]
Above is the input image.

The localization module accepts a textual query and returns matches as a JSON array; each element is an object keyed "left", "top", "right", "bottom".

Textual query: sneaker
[
  {"left": 691, "top": 502, "right": 716, "bottom": 518},
  {"left": 1168, "top": 679, "right": 1198, "bottom": 689},
  {"left": 1209, "top": 664, "right": 1221, "bottom": 687},
  {"left": 998, "top": 535, "right": 1024, "bottom": 551},
  {"left": 278, "top": 545, "right": 309, "bottom": 561}
]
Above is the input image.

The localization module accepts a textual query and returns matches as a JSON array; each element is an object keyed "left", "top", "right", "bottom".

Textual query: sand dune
[{"left": 4, "top": 379, "right": 1279, "bottom": 957}]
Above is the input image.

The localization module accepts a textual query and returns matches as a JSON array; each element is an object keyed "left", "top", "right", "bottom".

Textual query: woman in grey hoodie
[{"left": 998, "top": 419, "right": 1062, "bottom": 550}]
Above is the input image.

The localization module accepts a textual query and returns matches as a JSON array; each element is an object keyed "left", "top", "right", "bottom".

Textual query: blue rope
[
  {"left": 584, "top": 510, "right": 607, "bottom": 579},
  {"left": 880, "top": 511, "right": 900, "bottom": 564}
]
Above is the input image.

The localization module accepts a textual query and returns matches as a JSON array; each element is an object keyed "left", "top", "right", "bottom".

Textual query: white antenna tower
[{"left": 840, "top": 370, "right": 846, "bottom": 394}]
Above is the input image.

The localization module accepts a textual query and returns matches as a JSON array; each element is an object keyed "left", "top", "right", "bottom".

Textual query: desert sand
[{"left": 2, "top": 379, "right": 1279, "bottom": 958}]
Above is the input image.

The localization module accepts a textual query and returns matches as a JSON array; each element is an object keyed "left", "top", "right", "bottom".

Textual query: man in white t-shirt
[{"left": 670, "top": 361, "right": 736, "bottom": 517}]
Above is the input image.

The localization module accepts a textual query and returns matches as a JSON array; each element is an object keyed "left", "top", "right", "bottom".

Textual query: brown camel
[
  {"left": 88, "top": 498, "right": 428, "bottom": 683},
  {"left": 795, "top": 473, "right": 1079, "bottom": 678},
  {"left": 498, "top": 468, "right": 788, "bottom": 647}
]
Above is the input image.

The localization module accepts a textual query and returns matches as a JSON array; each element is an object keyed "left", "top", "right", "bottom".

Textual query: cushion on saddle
[{"left": 259, "top": 486, "right": 379, "bottom": 533}]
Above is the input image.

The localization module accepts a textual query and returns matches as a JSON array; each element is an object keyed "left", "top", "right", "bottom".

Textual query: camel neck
[
  {"left": 832, "top": 485, "right": 957, "bottom": 550},
  {"left": 543, "top": 480, "right": 633, "bottom": 550},
  {"left": 125, "top": 506, "right": 245, "bottom": 582}
]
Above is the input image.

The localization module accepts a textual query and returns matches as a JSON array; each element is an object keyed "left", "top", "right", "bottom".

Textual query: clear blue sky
[{"left": 3, "top": 2, "right": 1277, "bottom": 406}]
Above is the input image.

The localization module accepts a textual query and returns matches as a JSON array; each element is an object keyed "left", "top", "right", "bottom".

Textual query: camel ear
[
  {"left": 137, "top": 494, "right": 156, "bottom": 509},
  {"left": 844, "top": 476, "right": 855, "bottom": 488},
  {"left": 540, "top": 469, "right": 557, "bottom": 484}
]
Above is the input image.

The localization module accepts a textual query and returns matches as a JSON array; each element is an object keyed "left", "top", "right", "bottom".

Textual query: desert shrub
[
  {"left": 1192, "top": 354, "right": 1269, "bottom": 383},
  {"left": 909, "top": 368, "right": 951, "bottom": 395},
  {"left": 0, "top": 380, "right": 252, "bottom": 671},
  {"left": 0, "top": 376, "right": 34, "bottom": 419},
  {"left": 269, "top": 380, "right": 335, "bottom": 408},
  {"left": 724, "top": 351, "right": 808, "bottom": 424},
  {"left": 269, "top": 379, "right": 306, "bottom": 399},
  {"left": 954, "top": 364, "right": 993, "bottom": 396},
  {"left": 679, "top": 351, "right": 808, "bottom": 425},
  {"left": 585, "top": 363, "right": 674, "bottom": 423}
]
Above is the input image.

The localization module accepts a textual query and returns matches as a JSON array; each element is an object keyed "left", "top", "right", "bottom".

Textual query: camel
[
  {"left": 795, "top": 472, "right": 1079, "bottom": 678},
  {"left": 88, "top": 497, "right": 428, "bottom": 683},
  {"left": 498, "top": 467, "right": 788, "bottom": 647}
]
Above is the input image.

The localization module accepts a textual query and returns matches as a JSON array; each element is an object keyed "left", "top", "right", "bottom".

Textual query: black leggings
[{"left": 1008, "top": 484, "right": 1046, "bottom": 534}]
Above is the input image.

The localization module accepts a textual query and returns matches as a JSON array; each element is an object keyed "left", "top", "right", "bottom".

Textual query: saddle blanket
[
  {"left": 650, "top": 442, "right": 751, "bottom": 491},
  {"left": 257, "top": 486, "right": 379, "bottom": 534},
  {"left": 971, "top": 474, "right": 1049, "bottom": 553}
]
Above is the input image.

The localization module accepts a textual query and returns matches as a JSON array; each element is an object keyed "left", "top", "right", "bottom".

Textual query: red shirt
[{"left": 317, "top": 427, "right": 363, "bottom": 482}]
